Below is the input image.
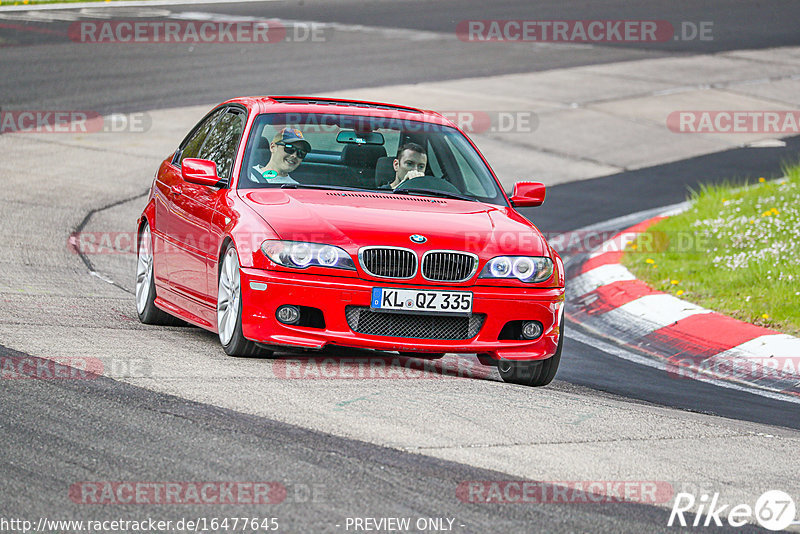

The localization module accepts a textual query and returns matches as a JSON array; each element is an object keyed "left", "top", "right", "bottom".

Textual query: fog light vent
[
  {"left": 498, "top": 320, "right": 545, "bottom": 341},
  {"left": 521, "top": 321, "right": 543, "bottom": 340},
  {"left": 276, "top": 305, "right": 301, "bottom": 325}
]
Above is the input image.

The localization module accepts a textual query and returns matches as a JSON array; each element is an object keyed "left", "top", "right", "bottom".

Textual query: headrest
[
  {"left": 375, "top": 156, "right": 395, "bottom": 187},
  {"left": 341, "top": 143, "right": 387, "bottom": 168}
]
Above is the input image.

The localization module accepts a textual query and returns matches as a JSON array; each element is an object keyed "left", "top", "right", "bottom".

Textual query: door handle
[{"left": 171, "top": 186, "right": 182, "bottom": 197}]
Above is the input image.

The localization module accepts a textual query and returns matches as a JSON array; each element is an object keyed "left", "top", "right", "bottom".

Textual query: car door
[
  {"left": 158, "top": 107, "right": 224, "bottom": 303},
  {"left": 170, "top": 107, "right": 246, "bottom": 306},
  {"left": 155, "top": 108, "right": 225, "bottom": 290}
]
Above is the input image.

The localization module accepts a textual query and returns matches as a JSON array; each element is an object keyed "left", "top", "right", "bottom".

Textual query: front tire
[
  {"left": 498, "top": 320, "right": 564, "bottom": 387},
  {"left": 136, "top": 222, "right": 184, "bottom": 326},
  {"left": 399, "top": 352, "right": 445, "bottom": 360},
  {"left": 217, "top": 244, "right": 272, "bottom": 358}
]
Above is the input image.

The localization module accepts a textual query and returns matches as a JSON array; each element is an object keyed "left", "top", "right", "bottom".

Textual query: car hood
[{"left": 239, "top": 189, "right": 549, "bottom": 256}]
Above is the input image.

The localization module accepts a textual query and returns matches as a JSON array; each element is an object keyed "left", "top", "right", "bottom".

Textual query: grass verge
[{"left": 622, "top": 166, "right": 800, "bottom": 336}]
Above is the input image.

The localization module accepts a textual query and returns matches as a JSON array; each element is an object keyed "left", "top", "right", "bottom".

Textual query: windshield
[{"left": 237, "top": 112, "right": 507, "bottom": 205}]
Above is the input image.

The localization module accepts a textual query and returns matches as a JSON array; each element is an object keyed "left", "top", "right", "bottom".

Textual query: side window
[
  {"left": 381, "top": 130, "right": 401, "bottom": 158},
  {"left": 179, "top": 108, "right": 224, "bottom": 164},
  {"left": 443, "top": 136, "right": 490, "bottom": 197},
  {"left": 197, "top": 110, "right": 246, "bottom": 180},
  {"left": 425, "top": 139, "right": 442, "bottom": 177}
]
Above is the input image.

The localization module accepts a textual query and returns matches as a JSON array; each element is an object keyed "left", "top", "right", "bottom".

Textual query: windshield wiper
[
  {"left": 280, "top": 183, "right": 371, "bottom": 193},
  {"left": 392, "top": 188, "right": 478, "bottom": 202}
]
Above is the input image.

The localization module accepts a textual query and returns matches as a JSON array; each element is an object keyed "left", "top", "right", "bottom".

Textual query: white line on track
[
  {"left": 0, "top": 0, "right": 274, "bottom": 12},
  {"left": 559, "top": 202, "right": 688, "bottom": 243},
  {"left": 168, "top": 10, "right": 455, "bottom": 41},
  {"left": 0, "top": 4, "right": 457, "bottom": 42}
]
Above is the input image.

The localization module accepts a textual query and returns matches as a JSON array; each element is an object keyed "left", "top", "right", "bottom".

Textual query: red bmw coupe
[{"left": 136, "top": 96, "right": 565, "bottom": 386}]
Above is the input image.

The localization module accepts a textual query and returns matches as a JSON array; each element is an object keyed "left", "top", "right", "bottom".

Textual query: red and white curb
[{"left": 566, "top": 216, "right": 800, "bottom": 397}]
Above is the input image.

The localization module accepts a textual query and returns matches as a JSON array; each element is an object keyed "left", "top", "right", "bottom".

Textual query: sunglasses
[{"left": 277, "top": 143, "right": 308, "bottom": 159}]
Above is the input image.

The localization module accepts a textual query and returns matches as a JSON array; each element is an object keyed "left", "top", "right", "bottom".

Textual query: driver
[
  {"left": 385, "top": 142, "right": 427, "bottom": 189},
  {"left": 251, "top": 128, "right": 311, "bottom": 184}
]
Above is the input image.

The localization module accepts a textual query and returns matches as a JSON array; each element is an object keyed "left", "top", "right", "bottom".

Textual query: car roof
[{"left": 222, "top": 96, "right": 455, "bottom": 127}]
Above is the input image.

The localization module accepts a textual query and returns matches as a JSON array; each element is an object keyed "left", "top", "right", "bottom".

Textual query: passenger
[
  {"left": 251, "top": 128, "right": 311, "bottom": 184},
  {"left": 383, "top": 142, "right": 427, "bottom": 189}
]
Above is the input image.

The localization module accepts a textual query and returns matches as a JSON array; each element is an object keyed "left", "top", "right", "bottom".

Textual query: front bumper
[{"left": 239, "top": 268, "right": 565, "bottom": 361}]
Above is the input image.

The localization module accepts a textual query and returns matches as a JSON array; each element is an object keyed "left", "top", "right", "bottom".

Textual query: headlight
[
  {"left": 489, "top": 256, "right": 512, "bottom": 278},
  {"left": 479, "top": 256, "right": 553, "bottom": 283},
  {"left": 317, "top": 245, "right": 340, "bottom": 267},
  {"left": 261, "top": 240, "right": 355, "bottom": 270},
  {"left": 289, "top": 243, "right": 313, "bottom": 267}
]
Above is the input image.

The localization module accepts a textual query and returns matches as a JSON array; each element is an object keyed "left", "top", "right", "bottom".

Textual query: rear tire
[
  {"left": 136, "top": 222, "right": 185, "bottom": 326},
  {"left": 498, "top": 320, "right": 564, "bottom": 387},
  {"left": 217, "top": 244, "right": 273, "bottom": 358}
]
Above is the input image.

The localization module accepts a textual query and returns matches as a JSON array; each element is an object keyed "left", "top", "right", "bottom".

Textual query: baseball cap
[{"left": 272, "top": 128, "right": 311, "bottom": 152}]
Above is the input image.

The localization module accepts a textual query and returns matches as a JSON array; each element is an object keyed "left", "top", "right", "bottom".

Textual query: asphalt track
[
  {"left": 2, "top": 1, "right": 800, "bottom": 532},
  {"left": 8, "top": 344, "right": 764, "bottom": 534},
  {"left": 3, "top": 0, "right": 800, "bottom": 114}
]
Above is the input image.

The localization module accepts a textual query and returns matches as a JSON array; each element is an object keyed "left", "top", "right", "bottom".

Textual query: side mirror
[
  {"left": 509, "top": 182, "right": 546, "bottom": 207},
  {"left": 181, "top": 158, "right": 226, "bottom": 187}
]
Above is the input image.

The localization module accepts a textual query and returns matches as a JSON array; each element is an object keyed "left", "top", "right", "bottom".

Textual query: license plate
[{"left": 370, "top": 288, "right": 473, "bottom": 314}]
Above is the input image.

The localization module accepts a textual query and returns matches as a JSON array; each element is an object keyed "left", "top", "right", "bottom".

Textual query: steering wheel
[{"left": 395, "top": 175, "right": 462, "bottom": 195}]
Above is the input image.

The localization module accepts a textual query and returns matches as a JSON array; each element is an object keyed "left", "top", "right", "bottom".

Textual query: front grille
[
  {"left": 345, "top": 306, "right": 485, "bottom": 340},
  {"left": 359, "top": 247, "right": 417, "bottom": 278},
  {"left": 422, "top": 251, "right": 478, "bottom": 282}
]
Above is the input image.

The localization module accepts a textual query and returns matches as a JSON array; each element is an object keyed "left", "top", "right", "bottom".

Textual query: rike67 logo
[{"left": 669, "top": 490, "right": 796, "bottom": 530}]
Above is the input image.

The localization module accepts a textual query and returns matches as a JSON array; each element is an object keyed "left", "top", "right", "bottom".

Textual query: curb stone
[{"left": 566, "top": 216, "right": 800, "bottom": 398}]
